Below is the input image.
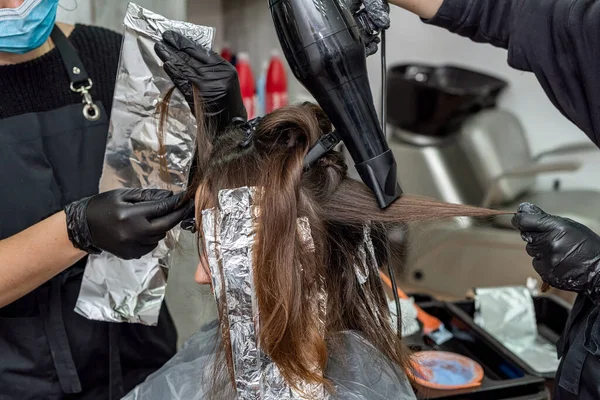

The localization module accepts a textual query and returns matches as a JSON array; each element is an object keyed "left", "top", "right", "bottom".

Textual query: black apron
[
  {"left": 554, "top": 294, "right": 600, "bottom": 400},
  {"left": 0, "top": 26, "right": 176, "bottom": 400}
]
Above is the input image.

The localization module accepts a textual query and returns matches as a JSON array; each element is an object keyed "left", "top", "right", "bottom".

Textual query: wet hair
[{"left": 183, "top": 95, "right": 507, "bottom": 396}]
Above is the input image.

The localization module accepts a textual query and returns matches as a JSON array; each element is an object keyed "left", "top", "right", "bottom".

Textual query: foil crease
[
  {"left": 201, "top": 187, "right": 328, "bottom": 399},
  {"left": 474, "top": 286, "right": 560, "bottom": 374},
  {"left": 75, "top": 2, "right": 215, "bottom": 325}
]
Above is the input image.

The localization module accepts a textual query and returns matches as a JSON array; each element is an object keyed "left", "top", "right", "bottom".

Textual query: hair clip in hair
[
  {"left": 180, "top": 201, "right": 197, "bottom": 234},
  {"left": 233, "top": 116, "right": 263, "bottom": 148},
  {"left": 180, "top": 217, "right": 197, "bottom": 234},
  {"left": 303, "top": 130, "right": 341, "bottom": 170}
]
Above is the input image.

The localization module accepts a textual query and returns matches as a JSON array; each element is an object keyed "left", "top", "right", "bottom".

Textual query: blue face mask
[{"left": 0, "top": 0, "right": 60, "bottom": 54}]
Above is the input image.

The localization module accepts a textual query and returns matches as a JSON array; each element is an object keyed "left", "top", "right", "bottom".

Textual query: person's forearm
[
  {"left": 0, "top": 212, "right": 85, "bottom": 307},
  {"left": 390, "top": 0, "right": 517, "bottom": 49},
  {"left": 388, "top": 0, "right": 443, "bottom": 19}
]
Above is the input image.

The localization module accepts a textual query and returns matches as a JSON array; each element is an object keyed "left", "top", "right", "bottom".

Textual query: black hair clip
[
  {"left": 233, "top": 116, "right": 263, "bottom": 148},
  {"left": 303, "top": 130, "right": 342, "bottom": 170},
  {"left": 180, "top": 200, "right": 197, "bottom": 234},
  {"left": 180, "top": 217, "right": 197, "bottom": 234}
]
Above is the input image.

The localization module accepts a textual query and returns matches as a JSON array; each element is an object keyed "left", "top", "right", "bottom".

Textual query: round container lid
[{"left": 411, "top": 351, "right": 484, "bottom": 390}]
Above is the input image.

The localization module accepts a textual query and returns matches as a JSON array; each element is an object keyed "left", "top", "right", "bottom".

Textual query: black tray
[
  {"left": 447, "top": 296, "right": 571, "bottom": 380},
  {"left": 405, "top": 302, "right": 548, "bottom": 400}
]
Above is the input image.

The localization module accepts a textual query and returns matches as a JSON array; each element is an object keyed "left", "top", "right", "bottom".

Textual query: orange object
[
  {"left": 411, "top": 351, "right": 484, "bottom": 390},
  {"left": 379, "top": 272, "right": 444, "bottom": 335}
]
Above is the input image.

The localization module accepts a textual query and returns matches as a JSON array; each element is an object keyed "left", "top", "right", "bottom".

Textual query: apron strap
[
  {"left": 50, "top": 25, "right": 90, "bottom": 88},
  {"left": 51, "top": 25, "right": 101, "bottom": 122},
  {"left": 109, "top": 323, "right": 124, "bottom": 400},
  {"left": 37, "top": 281, "right": 82, "bottom": 394}
]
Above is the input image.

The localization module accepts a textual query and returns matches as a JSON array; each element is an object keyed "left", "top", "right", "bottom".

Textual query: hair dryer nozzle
[{"left": 356, "top": 150, "right": 403, "bottom": 208}]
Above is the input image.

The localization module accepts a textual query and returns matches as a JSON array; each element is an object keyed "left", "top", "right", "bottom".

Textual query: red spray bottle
[
  {"left": 236, "top": 52, "right": 256, "bottom": 119},
  {"left": 265, "top": 50, "right": 288, "bottom": 113},
  {"left": 220, "top": 43, "right": 233, "bottom": 63}
]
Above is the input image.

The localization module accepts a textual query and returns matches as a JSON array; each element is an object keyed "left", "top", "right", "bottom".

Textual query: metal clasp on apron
[
  {"left": 70, "top": 79, "right": 101, "bottom": 122},
  {"left": 52, "top": 25, "right": 101, "bottom": 123}
]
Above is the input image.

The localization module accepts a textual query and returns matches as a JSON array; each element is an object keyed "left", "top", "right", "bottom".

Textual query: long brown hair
[{"left": 187, "top": 101, "right": 507, "bottom": 396}]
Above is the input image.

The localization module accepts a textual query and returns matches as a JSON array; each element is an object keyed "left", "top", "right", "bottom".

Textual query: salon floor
[{"left": 165, "top": 231, "right": 217, "bottom": 348}]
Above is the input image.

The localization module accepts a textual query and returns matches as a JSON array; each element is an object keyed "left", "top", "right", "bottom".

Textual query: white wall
[
  {"left": 369, "top": 8, "right": 600, "bottom": 191},
  {"left": 56, "top": 0, "right": 92, "bottom": 25},
  {"left": 188, "top": 0, "right": 224, "bottom": 48},
  {"left": 57, "top": 0, "right": 188, "bottom": 33}
]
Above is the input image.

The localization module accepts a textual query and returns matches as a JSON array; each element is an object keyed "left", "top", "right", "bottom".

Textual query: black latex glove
[
  {"left": 154, "top": 31, "right": 247, "bottom": 133},
  {"left": 512, "top": 202, "right": 600, "bottom": 302},
  {"left": 64, "top": 188, "right": 192, "bottom": 260},
  {"left": 344, "top": 0, "right": 390, "bottom": 56}
]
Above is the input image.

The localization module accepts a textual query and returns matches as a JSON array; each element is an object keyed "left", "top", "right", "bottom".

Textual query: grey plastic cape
[{"left": 122, "top": 320, "right": 417, "bottom": 400}]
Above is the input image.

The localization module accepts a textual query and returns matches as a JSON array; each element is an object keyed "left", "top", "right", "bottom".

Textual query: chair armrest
[
  {"left": 480, "top": 161, "right": 581, "bottom": 208},
  {"left": 533, "top": 143, "right": 597, "bottom": 162}
]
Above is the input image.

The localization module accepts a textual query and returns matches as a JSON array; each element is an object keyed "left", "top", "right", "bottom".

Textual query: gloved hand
[
  {"left": 154, "top": 31, "right": 247, "bottom": 133},
  {"left": 344, "top": 0, "right": 391, "bottom": 56},
  {"left": 512, "top": 202, "right": 600, "bottom": 302},
  {"left": 64, "top": 188, "right": 191, "bottom": 260}
]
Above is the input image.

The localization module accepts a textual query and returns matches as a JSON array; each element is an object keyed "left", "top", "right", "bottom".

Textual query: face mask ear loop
[{"left": 58, "top": 0, "right": 78, "bottom": 12}]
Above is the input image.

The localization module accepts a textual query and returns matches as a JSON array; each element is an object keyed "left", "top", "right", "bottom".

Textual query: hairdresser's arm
[
  {"left": 0, "top": 188, "right": 190, "bottom": 307},
  {"left": 0, "top": 212, "right": 85, "bottom": 307},
  {"left": 389, "top": 0, "right": 600, "bottom": 141}
]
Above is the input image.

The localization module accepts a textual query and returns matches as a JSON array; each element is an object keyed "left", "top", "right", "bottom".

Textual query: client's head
[{"left": 186, "top": 101, "right": 503, "bottom": 395}]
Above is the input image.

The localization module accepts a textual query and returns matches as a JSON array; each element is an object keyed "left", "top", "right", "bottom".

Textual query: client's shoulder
[{"left": 325, "top": 331, "right": 417, "bottom": 400}]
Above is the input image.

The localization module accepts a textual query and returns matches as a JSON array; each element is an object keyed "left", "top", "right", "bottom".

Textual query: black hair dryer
[{"left": 269, "top": 0, "right": 402, "bottom": 208}]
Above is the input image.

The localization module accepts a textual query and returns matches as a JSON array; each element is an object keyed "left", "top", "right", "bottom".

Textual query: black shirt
[
  {"left": 426, "top": 0, "right": 600, "bottom": 147},
  {"left": 0, "top": 24, "right": 121, "bottom": 120},
  {"left": 425, "top": 1, "right": 600, "bottom": 398}
]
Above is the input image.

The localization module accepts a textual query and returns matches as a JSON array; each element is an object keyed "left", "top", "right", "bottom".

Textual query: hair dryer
[{"left": 268, "top": 0, "right": 402, "bottom": 208}]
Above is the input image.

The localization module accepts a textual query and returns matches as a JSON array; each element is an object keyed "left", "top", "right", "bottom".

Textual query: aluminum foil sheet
[
  {"left": 354, "top": 224, "right": 384, "bottom": 325},
  {"left": 353, "top": 225, "right": 372, "bottom": 285},
  {"left": 75, "top": 2, "right": 215, "bottom": 325},
  {"left": 297, "top": 216, "right": 315, "bottom": 251},
  {"left": 202, "top": 187, "right": 328, "bottom": 399},
  {"left": 388, "top": 298, "right": 420, "bottom": 337},
  {"left": 474, "top": 286, "right": 560, "bottom": 374}
]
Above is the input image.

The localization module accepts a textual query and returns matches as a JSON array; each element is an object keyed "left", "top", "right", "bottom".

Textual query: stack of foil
[
  {"left": 75, "top": 2, "right": 215, "bottom": 325},
  {"left": 474, "top": 286, "right": 560, "bottom": 374}
]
